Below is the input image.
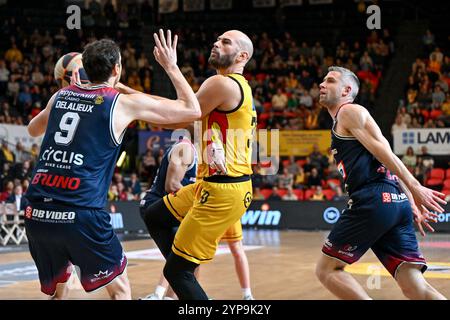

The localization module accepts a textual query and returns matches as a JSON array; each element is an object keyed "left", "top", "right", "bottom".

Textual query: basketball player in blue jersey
[
  {"left": 24, "top": 30, "right": 200, "bottom": 299},
  {"left": 139, "top": 129, "right": 197, "bottom": 300},
  {"left": 315, "top": 66, "right": 447, "bottom": 300}
]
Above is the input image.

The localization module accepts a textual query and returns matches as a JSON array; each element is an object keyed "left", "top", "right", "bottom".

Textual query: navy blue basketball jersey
[
  {"left": 25, "top": 84, "right": 124, "bottom": 209},
  {"left": 146, "top": 139, "right": 197, "bottom": 200},
  {"left": 331, "top": 108, "right": 398, "bottom": 195}
]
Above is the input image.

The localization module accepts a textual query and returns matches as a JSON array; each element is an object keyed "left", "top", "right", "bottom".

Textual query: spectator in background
[
  {"left": 139, "top": 149, "right": 157, "bottom": 183},
  {"left": 253, "top": 187, "right": 265, "bottom": 200},
  {"left": 278, "top": 168, "right": 294, "bottom": 189},
  {"left": 286, "top": 156, "right": 299, "bottom": 175},
  {"left": 303, "top": 156, "right": 314, "bottom": 175},
  {"left": 409, "top": 117, "right": 422, "bottom": 129},
  {"left": 268, "top": 186, "right": 282, "bottom": 201},
  {"left": 307, "top": 168, "right": 323, "bottom": 188},
  {"left": 1, "top": 180, "right": 14, "bottom": 201},
  {"left": 282, "top": 187, "right": 298, "bottom": 201},
  {"left": 13, "top": 142, "right": 31, "bottom": 163},
  {"left": 5, "top": 43, "right": 23, "bottom": 63},
  {"left": 0, "top": 60, "right": 9, "bottom": 95},
  {"left": 272, "top": 88, "right": 288, "bottom": 112},
  {"left": 432, "top": 85, "right": 446, "bottom": 108},
  {"left": 420, "top": 146, "right": 434, "bottom": 171},
  {"left": 309, "top": 144, "right": 327, "bottom": 171},
  {"left": 413, "top": 166, "right": 426, "bottom": 185},
  {"left": 22, "top": 178, "right": 29, "bottom": 193},
  {"left": 1, "top": 140, "right": 15, "bottom": 165},
  {"left": 117, "top": 182, "right": 131, "bottom": 201},
  {"left": 262, "top": 173, "right": 278, "bottom": 189},
  {"left": 422, "top": 30, "right": 435, "bottom": 52},
  {"left": 391, "top": 114, "right": 407, "bottom": 135},
  {"left": 16, "top": 160, "right": 32, "bottom": 181},
  {"left": 332, "top": 186, "right": 347, "bottom": 201},
  {"left": 402, "top": 147, "right": 417, "bottom": 171},
  {"left": 293, "top": 166, "right": 306, "bottom": 189},
  {"left": 310, "top": 186, "right": 325, "bottom": 201},
  {"left": 128, "top": 173, "right": 142, "bottom": 200},
  {"left": 6, "top": 185, "right": 23, "bottom": 211},
  {"left": 108, "top": 184, "right": 119, "bottom": 201}
]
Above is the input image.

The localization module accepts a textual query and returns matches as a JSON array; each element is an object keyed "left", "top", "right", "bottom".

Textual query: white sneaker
[
  {"left": 140, "top": 293, "right": 162, "bottom": 300},
  {"left": 243, "top": 295, "right": 254, "bottom": 300}
]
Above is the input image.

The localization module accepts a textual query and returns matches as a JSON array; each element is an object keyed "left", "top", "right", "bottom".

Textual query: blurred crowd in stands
[{"left": 1, "top": 1, "right": 448, "bottom": 203}]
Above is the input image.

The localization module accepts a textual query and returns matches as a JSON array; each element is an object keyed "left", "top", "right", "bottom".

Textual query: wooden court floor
[{"left": 0, "top": 230, "right": 449, "bottom": 300}]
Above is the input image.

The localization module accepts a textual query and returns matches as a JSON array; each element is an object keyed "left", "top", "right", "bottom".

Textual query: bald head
[{"left": 224, "top": 30, "right": 254, "bottom": 61}]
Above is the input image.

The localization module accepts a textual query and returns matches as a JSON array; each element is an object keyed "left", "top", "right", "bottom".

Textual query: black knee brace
[
  {"left": 163, "top": 253, "right": 208, "bottom": 300},
  {"left": 140, "top": 198, "right": 180, "bottom": 258}
]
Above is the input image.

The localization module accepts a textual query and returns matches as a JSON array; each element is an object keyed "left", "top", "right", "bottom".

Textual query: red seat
[
  {"left": 282, "top": 159, "right": 291, "bottom": 168},
  {"left": 429, "top": 109, "right": 443, "bottom": 119},
  {"left": 326, "top": 179, "right": 341, "bottom": 189},
  {"left": 443, "top": 179, "right": 450, "bottom": 190},
  {"left": 263, "top": 102, "right": 272, "bottom": 112},
  {"left": 322, "top": 189, "right": 336, "bottom": 201},
  {"left": 429, "top": 168, "right": 445, "bottom": 180},
  {"left": 296, "top": 159, "right": 306, "bottom": 167},
  {"left": 260, "top": 189, "right": 272, "bottom": 200},
  {"left": 278, "top": 189, "right": 288, "bottom": 198},
  {"left": 426, "top": 178, "right": 443, "bottom": 187},
  {"left": 446, "top": 169, "right": 450, "bottom": 179},
  {"left": 293, "top": 189, "right": 304, "bottom": 200},
  {"left": 304, "top": 189, "right": 315, "bottom": 200},
  {"left": 259, "top": 112, "right": 270, "bottom": 121}
]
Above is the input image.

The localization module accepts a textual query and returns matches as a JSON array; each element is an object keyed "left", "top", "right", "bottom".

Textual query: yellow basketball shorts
[
  {"left": 163, "top": 181, "right": 245, "bottom": 242},
  {"left": 163, "top": 176, "right": 252, "bottom": 264}
]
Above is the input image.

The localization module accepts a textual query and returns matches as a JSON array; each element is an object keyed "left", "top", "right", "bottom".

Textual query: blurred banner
[
  {"left": 0, "top": 124, "right": 43, "bottom": 148},
  {"left": 253, "top": 0, "right": 276, "bottom": 8},
  {"left": 393, "top": 128, "right": 450, "bottom": 155},
  {"left": 280, "top": 0, "right": 304, "bottom": 7},
  {"left": 262, "top": 130, "right": 331, "bottom": 156},
  {"left": 183, "top": 0, "right": 205, "bottom": 12},
  {"left": 107, "top": 200, "right": 450, "bottom": 233},
  {"left": 158, "top": 0, "right": 178, "bottom": 13},
  {"left": 210, "top": 0, "right": 232, "bottom": 10},
  {"left": 138, "top": 130, "right": 174, "bottom": 156}
]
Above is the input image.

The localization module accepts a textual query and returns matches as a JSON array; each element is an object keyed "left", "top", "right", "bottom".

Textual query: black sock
[
  {"left": 163, "top": 253, "right": 208, "bottom": 300},
  {"left": 140, "top": 198, "right": 180, "bottom": 258}
]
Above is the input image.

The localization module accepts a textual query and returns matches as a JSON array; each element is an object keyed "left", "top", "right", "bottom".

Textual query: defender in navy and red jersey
[
  {"left": 24, "top": 30, "right": 200, "bottom": 299},
  {"left": 315, "top": 66, "right": 447, "bottom": 300}
]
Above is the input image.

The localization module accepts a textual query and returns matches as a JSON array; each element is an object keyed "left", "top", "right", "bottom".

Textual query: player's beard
[{"left": 208, "top": 51, "right": 237, "bottom": 70}]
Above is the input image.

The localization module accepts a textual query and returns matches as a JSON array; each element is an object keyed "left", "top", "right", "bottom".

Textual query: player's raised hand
[
  {"left": 411, "top": 201, "right": 438, "bottom": 237},
  {"left": 153, "top": 29, "right": 178, "bottom": 70},
  {"left": 411, "top": 185, "right": 447, "bottom": 214}
]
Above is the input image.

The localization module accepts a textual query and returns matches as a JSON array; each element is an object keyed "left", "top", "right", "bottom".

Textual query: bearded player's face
[{"left": 208, "top": 34, "right": 239, "bottom": 69}]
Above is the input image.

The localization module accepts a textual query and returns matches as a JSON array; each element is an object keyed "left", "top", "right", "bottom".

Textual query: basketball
[{"left": 54, "top": 52, "right": 90, "bottom": 88}]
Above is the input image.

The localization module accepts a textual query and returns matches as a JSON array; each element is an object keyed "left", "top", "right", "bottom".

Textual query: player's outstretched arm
[
  {"left": 338, "top": 104, "right": 447, "bottom": 214},
  {"left": 28, "top": 92, "right": 57, "bottom": 137},
  {"left": 165, "top": 143, "right": 194, "bottom": 193}
]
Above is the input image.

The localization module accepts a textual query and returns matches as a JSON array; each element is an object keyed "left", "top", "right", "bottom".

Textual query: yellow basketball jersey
[{"left": 197, "top": 73, "right": 257, "bottom": 178}]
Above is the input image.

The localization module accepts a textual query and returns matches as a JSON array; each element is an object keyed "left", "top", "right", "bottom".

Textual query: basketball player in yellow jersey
[{"left": 142, "top": 30, "right": 256, "bottom": 299}]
